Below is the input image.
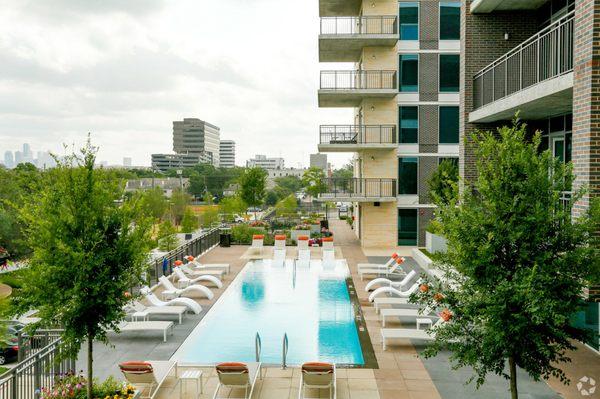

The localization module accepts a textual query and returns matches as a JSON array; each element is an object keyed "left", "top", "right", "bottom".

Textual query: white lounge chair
[
  {"left": 116, "top": 321, "right": 174, "bottom": 342},
  {"left": 174, "top": 266, "right": 223, "bottom": 288},
  {"left": 321, "top": 238, "right": 335, "bottom": 263},
  {"left": 186, "top": 255, "right": 230, "bottom": 274},
  {"left": 368, "top": 280, "right": 422, "bottom": 302},
  {"left": 358, "top": 257, "right": 406, "bottom": 281},
  {"left": 298, "top": 362, "right": 336, "bottom": 399},
  {"left": 272, "top": 235, "right": 287, "bottom": 266},
  {"left": 365, "top": 269, "right": 417, "bottom": 291},
  {"left": 126, "top": 302, "right": 187, "bottom": 324},
  {"left": 357, "top": 253, "right": 399, "bottom": 271},
  {"left": 380, "top": 306, "right": 435, "bottom": 327},
  {"left": 213, "top": 362, "right": 262, "bottom": 399},
  {"left": 381, "top": 319, "right": 444, "bottom": 350},
  {"left": 296, "top": 236, "right": 311, "bottom": 262},
  {"left": 251, "top": 235, "right": 264, "bottom": 255},
  {"left": 159, "top": 275, "right": 213, "bottom": 300},
  {"left": 141, "top": 286, "right": 202, "bottom": 314},
  {"left": 119, "top": 360, "right": 177, "bottom": 399},
  {"left": 373, "top": 297, "right": 411, "bottom": 313},
  {"left": 179, "top": 263, "right": 224, "bottom": 279}
]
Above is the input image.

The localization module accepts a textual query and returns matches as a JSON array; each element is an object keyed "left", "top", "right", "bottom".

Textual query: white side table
[
  {"left": 416, "top": 318, "right": 433, "bottom": 330},
  {"left": 179, "top": 370, "right": 203, "bottom": 398},
  {"left": 131, "top": 311, "right": 149, "bottom": 322}
]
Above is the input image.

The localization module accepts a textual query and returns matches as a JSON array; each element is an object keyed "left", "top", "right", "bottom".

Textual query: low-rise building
[
  {"left": 246, "top": 155, "right": 285, "bottom": 169},
  {"left": 125, "top": 177, "right": 189, "bottom": 197}
]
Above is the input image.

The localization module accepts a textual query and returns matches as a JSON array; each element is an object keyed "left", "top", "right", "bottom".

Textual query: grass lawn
[{"left": 0, "top": 366, "right": 8, "bottom": 375}]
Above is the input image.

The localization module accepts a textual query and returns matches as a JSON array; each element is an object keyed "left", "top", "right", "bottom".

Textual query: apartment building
[
  {"left": 317, "top": 0, "right": 461, "bottom": 247},
  {"left": 461, "top": 0, "right": 599, "bottom": 348},
  {"left": 246, "top": 155, "right": 285, "bottom": 169},
  {"left": 173, "top": 118, "right": 220, "bottom": 167},
  {"left": 219, "top": 140, "right": 236, "bottom": 168}
]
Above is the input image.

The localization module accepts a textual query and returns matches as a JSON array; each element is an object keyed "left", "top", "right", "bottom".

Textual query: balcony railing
[
  {"left": 320, "top": 16, "right": 397, "bottom": 35},
  {"left": 320, "top": 178, "right": 397, "bottom": 199},
  {"left": 320, "top": 125, "right": 397, "bottom": 145},
  {"left": 320, "top": 70, "right": 397, "bottom": 90},
  {"left": 473, "top": 11, "right": 574, "bottom": 110}
]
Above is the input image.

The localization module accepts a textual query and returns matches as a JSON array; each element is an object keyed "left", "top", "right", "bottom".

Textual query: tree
[
  {"left": 12, "top": 141, "right": 151, "bottom": 399},
  {"left": 238, "top": 167, "right": 267, "bottom": 217},
  {"left": 275, "top": 194, "right": 298, "bottom": 217},
  {"left": 219, "top": 196, "right": 247, "bottom": 221},
  {"left": 264, "top": 190, "right": 280, "bottom": 207},
  {"left": 157, "top": 219, "right": 178, "bottom": 251},
  {"left": 139, "top": 186, "right": 168, "bottom": 220},
  {"left": 411, "top": 121, "right": 600, "bottom": 399},
  {"left": 200, "top": 207, "right": 219, "bottom": 228},
  {"left": 170, "top": 188, "right": 191, "bottom": 225},
  {"left": 180, "top": 208, "right": 198, "bottom": 233},
  {"left": 274, "top": 175, "right": 303, "bottom": 194},
  {"left": 302, "top": 167, "right": 327, "bottom": 199},
  {"left": 427, "top": 158, "right": 459, "bottom": 204}
]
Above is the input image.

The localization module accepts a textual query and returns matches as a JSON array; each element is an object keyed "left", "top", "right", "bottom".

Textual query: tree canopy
[
  {"left": 238, "top": 167, "right": 267, "bottom": 210},
  {"left": 302, "top": 167, "right": 327, "bottom": 199},
  {"left": 428, "top": 158, "right": 459, "bottom": 204}
]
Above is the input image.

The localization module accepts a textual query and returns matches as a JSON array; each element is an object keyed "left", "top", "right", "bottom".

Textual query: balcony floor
[
  {"left": 469, "top": 72, "right": 573, "bottom": 123},
  {"left": 319, "top": 35, "right": 398, "bottom": 62},
  {"left": 318, "top": 143, "right": 398, "bottom": 153},
  {"left": 319, "top": 0, "right": 361, "bottom": 17},
  {"left": 470, "top": 0, "right": 548, "bottom": 13},
  {"left": 318, "top": 90, "right": 397, "bottom": 107},
  {"left": 316, "top": 195, "right": 397, "bottom": 203}
]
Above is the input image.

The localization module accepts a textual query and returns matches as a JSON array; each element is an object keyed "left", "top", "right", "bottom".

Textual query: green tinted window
[
  {"left": 398, "top": 157, "right": 418, "bottom": 194},
  {"left": 398, "top": 209, "right": 418, "bottom": 246},
  {"left": 399, "top": 106, "right": 418, "bottom": 143},
  {"left": 439, "top": 106, "right": 459, "bottom": 143},
  {"left": 399, "top": 54, "right": 418, "bottom": 92},
  {"left": 399, "top": 3, "right": 419, "bottom": 40},
  {"left": 440, "top": 54, "right": 459, "bottom": 92},
  {"left": 440, "top": 2, "right": 460, "bottom": 40}
]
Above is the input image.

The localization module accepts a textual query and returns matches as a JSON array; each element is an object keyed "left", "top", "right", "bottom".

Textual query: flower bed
[{"left": 41, "top": 374, "right": 136, "bottom": 399}]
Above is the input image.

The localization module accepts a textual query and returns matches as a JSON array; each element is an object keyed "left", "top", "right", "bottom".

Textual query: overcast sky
[{"left": 0, "top": 0, "right": 353, "bottom": 168}]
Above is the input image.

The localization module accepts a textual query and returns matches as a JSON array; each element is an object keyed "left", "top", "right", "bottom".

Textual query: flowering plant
[
  {"left": 292, "top": 224, "right": 311, "bottom": 231},
  {"left": 249, "top": 220, "right": 268, "bottom": 228},
  {"left": 40, "top": 374, "right": 136, "bottom": 399}
]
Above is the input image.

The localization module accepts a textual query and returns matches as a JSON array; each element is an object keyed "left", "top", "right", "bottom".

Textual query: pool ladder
[
  {"left": 254, "top": 332, "right": 289, "bottom": 370},
  {"left": 255, "top": 332, "right": 261, "bottom": 362}
]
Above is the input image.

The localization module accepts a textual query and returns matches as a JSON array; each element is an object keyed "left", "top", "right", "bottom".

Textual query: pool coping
[{"left": 344, "top": 275, "right": 379, "bottom": 369}]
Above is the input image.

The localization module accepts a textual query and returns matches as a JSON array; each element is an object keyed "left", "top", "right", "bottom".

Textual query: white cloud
[{"left": 0, "top": 0, "right": 353, "bottom": 168}]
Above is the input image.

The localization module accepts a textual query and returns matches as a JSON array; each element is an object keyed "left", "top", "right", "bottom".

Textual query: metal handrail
[
  {"left": 255, "top": 332, "right": 261, "bottom": 362},
  {"left": 320, "top": 70, "right": 397, "bottom": 90},
  {"left": 319, "top": 178, "right": 397, "bottom": 198},
  {"left": 282, "top": 333, "right": 289, "bottom": 370},
  {"left": 473, "top": 11, "right": 574, "bottom": 109},
  {"left": 319, "top": 125, "right": 397, "bottom": 145},
  {"left": 320, "top": 16, "right": 397, "bottom": 35}
]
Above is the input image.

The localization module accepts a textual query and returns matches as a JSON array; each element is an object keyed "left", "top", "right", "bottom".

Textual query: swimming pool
[{"left": 171, "top": 259, "right": 365, "bottom": 365}]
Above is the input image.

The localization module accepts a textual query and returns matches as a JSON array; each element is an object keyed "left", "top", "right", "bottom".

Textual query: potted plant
[{"left": 291, "top": 224, "right": 311, "bottom": 241}]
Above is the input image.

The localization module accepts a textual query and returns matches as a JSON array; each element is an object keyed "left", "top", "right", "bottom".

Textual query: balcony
[
  {"left": 470, "top": 0, "right": 549, "bottom": 13},
  {"left": 319, "top": 16, "right": 398, "bottom": 62},
  {"left": 318, "top": 125, "right": 397, "bottom": 152},
  {"left": 470, "top": 11, "right": 574, "bottom": 123},
  {"left": 319, "top": 0, "right": 361, "bottom": 17},
  {"left": 316, "top": 178, "right": 397, "bottom": 202},
  {"left": 319, "top": 70, "right": 397, "bottom": 107}
]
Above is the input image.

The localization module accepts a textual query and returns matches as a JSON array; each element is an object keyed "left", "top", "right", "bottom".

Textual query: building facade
[
  {"left": 317, "top": 0, "right": 461, "bottom": 247},
  {"left": 151, "top": 153, "right": 210, "bottom": 172},
  {"left": 173, "top": 118, "right": 220, "bottom": 167},
  {"left": 310, "top": 153, "right": 328, "bottom": 171},
  {"left": 219, "top": 140, "right": 236, "bottom": 168},
  {"left": 246, "top": 155, "right": 285, "bottom": 169}
]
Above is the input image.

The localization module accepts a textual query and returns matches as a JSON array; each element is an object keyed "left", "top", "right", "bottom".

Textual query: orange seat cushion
[
  {"left": 275, "top": 235, "right": 286, "bottom": 240},
  {"left": 216, "top": 362, "right": 249, "bottom": 374},
  {"left": 322, "top": 237, "right": 334, "bottom": 242},
  {"left": 252, "top": 235, "right": 264, "bottom": 240},
  {"left": 302, "top": 362, "right": 334, "bottom": 373},
  {"left": 297, "top": 235, "right": 309, "bottom": 241},
  {"left": 119, "top": 361, "right": 153, "bottom": 374}
]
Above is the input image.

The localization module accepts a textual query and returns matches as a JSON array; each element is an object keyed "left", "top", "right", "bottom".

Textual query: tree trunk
[
  {"left": 509, "top": 356, "right": 518, "bottom": 399},
  {"left": 87, "top": 335, "right": 93, "bottom": 399}
]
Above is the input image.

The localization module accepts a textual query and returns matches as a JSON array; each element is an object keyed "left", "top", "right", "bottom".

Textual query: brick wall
[
  {"left": 419, "top": 105, "right": 439, "bottom": 153},
  {"left": 419, "top": 157, "right": 438, "bottom": 203},
  {"left": 419, "top": 1, "right": 439, "bottom": 50},
  {"left": 419, "top": 53, "right": 439, "bottom": 101},
  {"left": 418, "top": 208, "right": 435, "bottom": 246}
]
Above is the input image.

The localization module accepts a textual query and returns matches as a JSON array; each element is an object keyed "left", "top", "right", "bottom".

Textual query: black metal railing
[
  {"left": 319, "top": 178, "right": 397, "bottom": 199},
  {"left": 320, "top": 125, "right": 396, "bottom": 145},
  {"left": 17, "top": 329, "right": 63, "bottom": 362},
  {"left": 0, "top": 339, "right": 75, "bottom": 399},
  {"left": 320, "top": 16, "right": 397, "bottom": 35},
  {"left": 146, "top": 228, "right": 220, "bottom": 287},
  {"left": 320, "top": 70, "right": 397, "bottom": 90},
  {"left": 473, "top": 11, "right": 574, "bottom": 110}
]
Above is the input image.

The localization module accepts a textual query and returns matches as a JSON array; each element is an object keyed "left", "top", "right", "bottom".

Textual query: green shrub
[{"left": 231, "top": 224, "right": 270, "bottom": 245}]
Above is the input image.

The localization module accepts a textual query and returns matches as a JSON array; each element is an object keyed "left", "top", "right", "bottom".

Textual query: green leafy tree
[
  {"left": 411, "top": 121, "right": 600, "bottom": 399},
  {"left": 302, "top": 167, "right": 327, "bottom": 199},
  {"left": 219, "top": 196, "right": 247, "bottom": 221},
  {"left": 188, "top": 164, "right": 245, "bottom": 199},
  {"left": 12, "top": 141, "right": 151, "bottom": 399},
  {"left": 157, "top": 219, "right": 178, "bottom": 251},
  {"left": 238, "top": 167, "right": 267, "bottom": 217},
  {"left": 275, "top": 194, "right": 298, "bottom": 217},
  {"left": 274, "top": 175, "right": 303, "bottom": 194},
  {"left": 264, "top": 190, "right": 279, "bottom": 206},
  {"left": 180, "top": 208, "right": 199, "bottom": 233},
  {"left": 170, "top": 188, "right": 191, "bottom": 225},
  {"left": 428, "top": 159, "right": 459, "bottom": 204},
  {"left": 139, "top": 186, "right": 168, "bottom": 220},
  {"left": 200, "top": 207, "right": 220, "bottom": 228}
]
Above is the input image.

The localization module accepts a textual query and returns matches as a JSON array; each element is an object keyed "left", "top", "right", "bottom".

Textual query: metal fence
[
  {"left": 319, "top": 178, "right": 397, "bottom": 199},
  {"left": 320, "top": 125, "right": 396, "bottom": 145},
  {"left": 320, "top": 16, "right": 397, "bottom": 35},
  {"left": 146, "top": 228, "right": 220, "bottom": 287},
  {"left": 320, "top": 70, "right": 396, "bottom": 90},
  {"left": 17, "top": 330, "right": 63, "bottom": 362},
  {"left": 473, "top": 11, "right": 574, "bottom": 110},
  {"left": 0, "top": 339, "right": 74, "bottom": 399}
]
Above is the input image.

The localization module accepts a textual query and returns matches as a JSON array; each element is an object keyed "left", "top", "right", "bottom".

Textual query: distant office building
[
  {"left": 123, "top": 157, "right": 132, "bottom": 167},
  {"left": 22, "top": 144, "right": 32, "bottom": 161},
  {"left": 173, "top": 118, "right": 220, "bottom": 167},
  {"left": 310, "top": 153, "right": 327, "bottom": 171},
  {"left": 151, "top": 153, "right": 207, "bottom": 173},
  {"left": 219, "top": 140, "right": 236, "bottom": 168},
  {"left": 14, "top": 151, "right": 23, "bottom": 165},
  {"left": 246, "top": 155, "right": 285, "bottom": 169},
  {"left": 3, "top": 151, "right": 13, "bottom": 169}
]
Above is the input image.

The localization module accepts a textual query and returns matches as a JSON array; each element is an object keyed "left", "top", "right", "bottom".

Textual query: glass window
[
  {"left": 399, "top": 54, "right": 419, "bottom": 92},
  {"left": 398, "top": 209, "right": 418, "bottom": 246},
  {"left": 440, "top": 2, "right": 460, "bottom": 40},
  {"left": 399, "top": 2, "right": 419, "bottom": 40},
  {"left": 398, "top": 157, "right": 418, "bottom": 195},
  {"left": 440, "top": 54, "right": 459, "bottom": 92},
  {"left": 399, "top": 106, "right": 418, "bottom": 144},
  {"left": 439, "top": 106, "right": 459, "bottom": 143}
]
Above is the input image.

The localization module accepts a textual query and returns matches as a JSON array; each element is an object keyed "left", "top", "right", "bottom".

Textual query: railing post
[{"left": 34, "top": 353, "right": 41, "bottom": 398}]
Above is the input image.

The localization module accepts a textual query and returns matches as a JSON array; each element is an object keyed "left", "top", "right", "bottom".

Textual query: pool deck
[{"left": 82, "top": 219, "right": 600, "bottom": 399}]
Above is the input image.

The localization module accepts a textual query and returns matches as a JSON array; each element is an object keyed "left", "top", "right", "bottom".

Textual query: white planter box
[
  {"left": 310, "top": 224, "right": 321, "bottom": 234},
  {"left": 291, "top": 230, "right": 311, "bottom": 241},
  {"left": 412, "top": 248, "right": 433, "bottom": 271},
  {"left": 426, "top": 232, "right": 448, "bottom": 254}
]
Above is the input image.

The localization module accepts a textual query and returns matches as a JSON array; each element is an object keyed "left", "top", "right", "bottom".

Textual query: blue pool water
[{"left": 171, "top": 259, "right": 364, "bottom": 365}]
